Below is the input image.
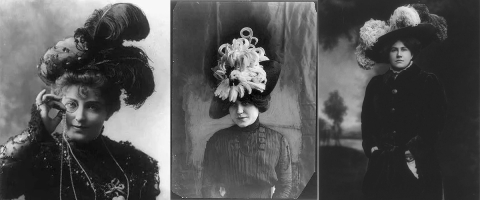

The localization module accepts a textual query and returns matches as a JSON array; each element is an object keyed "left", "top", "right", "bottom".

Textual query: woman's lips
[
  {"left": 72, "top": 125, "right": 88, "bottom": 130},
  {"left": 237, "top": 116, "right": 248, "bottom": 120}
]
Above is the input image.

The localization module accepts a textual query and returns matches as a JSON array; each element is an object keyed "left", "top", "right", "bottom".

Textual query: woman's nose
[
  {"left": 236, "top": 105, "right": 244, "bottom": 114},
  {"left": 74, "top": 107, "right": 86, "bottom": 122},
  {"left": 396, "top": 51, "right": 402, "bottom": 58}
]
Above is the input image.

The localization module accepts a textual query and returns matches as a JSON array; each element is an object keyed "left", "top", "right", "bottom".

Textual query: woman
[
  {"left": 201, "top": 28, "right": 292, "bottom": 198},
  {"left": 0, "top": 3, "right": 159, "bottom": 200},
  {"left": 356, "top": 4, "right": 447, "bottom": 200}
]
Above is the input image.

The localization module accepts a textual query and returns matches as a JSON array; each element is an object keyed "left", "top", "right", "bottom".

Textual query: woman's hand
[
  {"left": 35, "top": 89, "right": 66, "bottom": 134},
  {"left": 371, "top": 146, "right": 379, "bottom": 153}
]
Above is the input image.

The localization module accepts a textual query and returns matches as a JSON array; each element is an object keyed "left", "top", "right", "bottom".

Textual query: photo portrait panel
[
  {"left": 171, "top": 1, "right": 317, "bottom": 198},
  {"left": 317, "top": 0, "right": 478, "bottom": 199},
  {"left": 0, "top": 1, "right": 169, "bottom": 199}
]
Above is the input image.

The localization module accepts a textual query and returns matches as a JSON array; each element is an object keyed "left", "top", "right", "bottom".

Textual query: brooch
[{"left": 105, "top": 178, "right": 126, "bottom": 200}]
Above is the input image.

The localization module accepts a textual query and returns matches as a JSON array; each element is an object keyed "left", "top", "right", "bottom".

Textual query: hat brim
[
  {"left": 366, "top": 23, "right": 437, "bottom": 63},
  {"left": 208, "top": 60, "right": 281, "bottom": 119}
]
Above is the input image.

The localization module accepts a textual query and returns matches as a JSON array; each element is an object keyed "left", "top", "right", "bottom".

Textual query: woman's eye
[
  {"left": 87, "top": 104, "right": 100, "bottom": 111},
  {"left": 241, "top": 102, "right": 249, "bottom": 106},
  {"left": 64, "top": 102, "right": 78, "bottom": 112}
]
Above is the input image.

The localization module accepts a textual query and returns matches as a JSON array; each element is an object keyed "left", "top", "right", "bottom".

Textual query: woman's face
[
  {"left": 389, "top": 40, "right": 413, "bottom": 69},
  {"left": 61, "top": 85, "right": 108, "bottom": 143},
  {"left": 229, "top": 101, "right": 259, "bottom": 128}
]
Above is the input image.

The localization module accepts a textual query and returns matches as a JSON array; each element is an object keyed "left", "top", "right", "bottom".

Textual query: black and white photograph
[
  {"left": 1, "top": 0, "right": 479, "bottom": 199},
  {"left": 318, "top": 0, "right": 478, "bottom": 200},
  {"left": 171, "top": 2, "right": 317, "bottom": 199},
  {"left": 0, "top": 1, "right": 169, "bottom": 199}
]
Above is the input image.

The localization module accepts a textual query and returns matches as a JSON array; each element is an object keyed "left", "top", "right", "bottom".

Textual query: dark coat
[{"left": 361, "top": 64, "right": 446, "bottom": 200}]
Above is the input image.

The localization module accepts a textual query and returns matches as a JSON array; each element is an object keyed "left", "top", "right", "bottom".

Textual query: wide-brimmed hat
[
  {"left": 356, "top": 4, "right": 447, "bottom": 69},
  {"left": 37, "top": 3, "right": 154, "bottom": 108},
  {"left": 208, "top": 27, "right": 281, "bottom": 119}
]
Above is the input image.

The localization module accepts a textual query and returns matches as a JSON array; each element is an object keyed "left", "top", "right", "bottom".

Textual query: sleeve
[
  {"left": 272, "top": 136, "right": 292, "bottom": 199},
  {"left": 361, "top": 77, "right": 378, "bottom": 158},
  {"left": 117, "top": 140, "right": 160, "bottom": 200},
  {"left": 0, "top": 104, "right": 48, "bottom": 199},
  {"left": 406, "top": 74, "right": 446, "bottom": 168},
  {"left": 140, "top": 157, "right": 161, "bottom": 200},
  {"left": 201, "top": 137, "right": 222, "bottom": 198}
]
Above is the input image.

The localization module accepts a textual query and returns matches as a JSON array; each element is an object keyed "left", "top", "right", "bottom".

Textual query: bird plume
[{"left": 83, "top": 3, "right": 150, "bottom": 44}]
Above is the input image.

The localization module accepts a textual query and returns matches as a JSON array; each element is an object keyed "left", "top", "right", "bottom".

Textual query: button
[
  {"left": 392, "top": 89, "right": 398, "bottom": 94},
  {"left": 391, "top": 108, "right": 395, "bottom": 113},
  {"left": 392, "top": 131, "right": 396, "bottom": 134}
]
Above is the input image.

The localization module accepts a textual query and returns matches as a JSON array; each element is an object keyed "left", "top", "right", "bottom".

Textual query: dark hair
[
  {"left": 237, "top": 94, "right": 271, "bottom": 113},
  {"left": 52, "top": 70, "right": 121, "bottom": 118},
  {"left": 380, "top": 37, "right": 422, "bottom": 62}
]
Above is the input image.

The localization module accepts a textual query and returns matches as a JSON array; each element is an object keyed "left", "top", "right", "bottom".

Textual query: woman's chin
[
  {"left": 65, "top": 131, "right": 97, "bottom": 143},
  {"left": 234, "top": 120, "right": 253, "bottom": 128}
]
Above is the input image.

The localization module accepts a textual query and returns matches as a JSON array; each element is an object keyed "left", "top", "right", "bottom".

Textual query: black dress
[
  {"left": 361, "top": 64, "right": 446, "bottom": 200},
  {"left": 0, "top": 105, "right": 160, "bottom": 200},
  {"left": 201, "top": 118, "right": 292, "bottom": 198}
]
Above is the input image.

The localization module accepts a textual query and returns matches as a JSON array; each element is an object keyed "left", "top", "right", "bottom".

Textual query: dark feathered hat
[
  {"left": 208, "top": 27, "right": 281, "bottom": 119},
  {"left": 356, "top": 4, "right": 447, "bottom": 69},
  {"left": 37, "top": 3, "right": 154, "bottom": 108}
]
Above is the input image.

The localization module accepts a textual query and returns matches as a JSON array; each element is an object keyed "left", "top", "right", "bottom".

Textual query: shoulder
[
  {"left": 259, "top": 124, "right": 288, "bottom": 143},
  {"left": 206, "top": 126, "right": 236, "bottom": 143},
  {"left": 102, "top": 136, "right": 159, "bottom": 174},
  {"left": 260, "top": 125, "right": 282, "bottom": 137},
  {"left": 366, "top": 75, "right": 383, "bottom": 89},
  {"left": 418, "top": 70, "right": 442, "bottom": 88}
]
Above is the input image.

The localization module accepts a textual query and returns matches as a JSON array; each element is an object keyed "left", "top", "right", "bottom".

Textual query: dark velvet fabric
[
  {"left": 201, "top": 118, "right": 293, "bottom": 198},
  {"left": 361, "top": 63, "right": 446, "bottom": 200}
]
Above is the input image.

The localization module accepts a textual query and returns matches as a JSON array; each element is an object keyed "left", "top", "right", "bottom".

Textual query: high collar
[
  {"left": 68, "top": 134, "right": 104, "bottom": 151},
  {"left": 383, "top": 62, "right": 421, "bottom": 83},
  {"left": 390, "top": 61, "right": 413, "bottom": 73},
  {"left": 233, "top": 117, "right": 260, "bottom": 132}
]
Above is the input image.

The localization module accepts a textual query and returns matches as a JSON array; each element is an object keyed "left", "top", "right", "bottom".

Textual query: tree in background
[{"left": 323, "top": 90, "right": 347, "bottom": 146}]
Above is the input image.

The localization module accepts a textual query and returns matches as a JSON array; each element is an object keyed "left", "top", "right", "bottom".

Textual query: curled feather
[{"left": 83, "top": 3, "right": 150, "bottom": 44}]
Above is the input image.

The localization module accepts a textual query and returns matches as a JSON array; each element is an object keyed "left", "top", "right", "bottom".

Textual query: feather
[
  {"left": 389, "top": 6, "right": 421, "bottom": 31},
  {"left": 83, "top": 3, "right": 149, "bottom": 43},
  {"left": 93, "top": 46, "right": 154, "bottom": 109},
  {"left": 359, "top": 19, "right": 390, "bottom": 49},
  {"left": 411, "top": 4, "right": 448, "bottom": 41}
]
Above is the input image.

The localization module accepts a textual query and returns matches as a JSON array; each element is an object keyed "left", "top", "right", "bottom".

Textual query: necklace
[
  {"left": 58, "top": 114, "right": 130, "bottom": 200},
  {"left": 102, "top": 136, "right": 130, "bottom": 200},
  {"left": 59, "top": 113, "right": 97, "bottom": 200}
]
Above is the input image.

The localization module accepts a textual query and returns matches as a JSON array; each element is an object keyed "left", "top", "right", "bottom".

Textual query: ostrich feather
[
  {"left": 83, "top": 3, "right": 149, "bottom": 43},
  {"left": 389, "top": 6, "right": 421, "bottom": 31},
  {"left": 93, "top": 46, "right": 154, "bottom": 108},
  {"left": 411, "top": 4, "right": 448, "bottom": 41}
]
